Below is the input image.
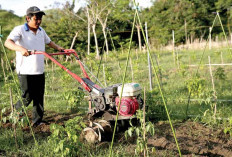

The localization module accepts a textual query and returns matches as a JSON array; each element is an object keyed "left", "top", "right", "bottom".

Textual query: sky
[{"left": 0, "top": 0, "right": 153, "bottom": 17}]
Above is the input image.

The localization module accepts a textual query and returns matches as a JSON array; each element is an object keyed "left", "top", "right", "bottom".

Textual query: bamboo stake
[
  {"left": 145, "top": 22, "right": 153, "bottom": 91},
  {"left": 143, "top": 87, "right": 147, "bottom": 157},
  {"left": 217, "top": 12, "right": 232, "bottom": 57},
  {"left": 130, "top": 57, "right": 134, "bottom": 82},
  {"left": 103, "top": 64, "right": 107, "bottom": 86},
  {"left": 208, "top": 56, "right": 216, "bottom": 96},
  {"left": 208, "top": 56, "right": 217, "bottom": 118},
  {"left": 134, "top": 3, "right": 181, "bottom": 155},
  {"left": 220, "top": 51, "right": 224, "bottom": 64},
  {"left": 0, "top": 31, "right": 38, "bottom": 145},
  {"left": 9, "top": 88, "right": 18, "bottom": 149},
  {"left": 1, "top": 58, "right": 6, "bottom": 83}
]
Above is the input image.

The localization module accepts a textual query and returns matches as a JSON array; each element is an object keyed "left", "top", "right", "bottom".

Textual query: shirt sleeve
[
  {"left": 7, "top": 26, "right": 21, "bottom": 42},
  {"left": 43, "top": 30, "right": 51, "bottom": 44}
]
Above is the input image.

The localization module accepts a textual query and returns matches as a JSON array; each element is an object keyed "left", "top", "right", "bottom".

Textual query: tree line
[{"left": 0, "top": 0, "right": 232, "bottom": 57}]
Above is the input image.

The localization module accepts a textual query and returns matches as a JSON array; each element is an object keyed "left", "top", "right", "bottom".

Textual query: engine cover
[{"left": 115, "top": 97, "right": 139, "bottom": 116}]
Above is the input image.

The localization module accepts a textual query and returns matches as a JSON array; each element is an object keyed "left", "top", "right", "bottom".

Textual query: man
[{"left": 4, "top": 6, "right": 64, "bottom": 127}]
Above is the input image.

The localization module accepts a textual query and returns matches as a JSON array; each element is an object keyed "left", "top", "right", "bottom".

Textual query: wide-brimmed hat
[{"left": 26, "top": 6, "right": 45, "bottom": 15}]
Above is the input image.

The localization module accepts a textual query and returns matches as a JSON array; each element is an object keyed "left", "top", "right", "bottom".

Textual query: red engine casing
[{"left": 115, "top": 97, "right": 139, "bottom": 116}]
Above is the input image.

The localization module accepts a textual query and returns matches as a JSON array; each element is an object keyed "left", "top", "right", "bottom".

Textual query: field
[{"left": 1, "top": 44, "right": 232, "bottom": 156}]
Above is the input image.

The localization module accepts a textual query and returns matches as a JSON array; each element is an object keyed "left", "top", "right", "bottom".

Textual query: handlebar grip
[{"left": 28, "top": 50, "right": 36, "bottom": 55}]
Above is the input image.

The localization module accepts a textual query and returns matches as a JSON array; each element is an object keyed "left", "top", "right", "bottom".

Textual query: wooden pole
[
  {"left": 185, "top": 19, "right": 187, "bottom": 44},
  {"left": 231, "top": 33, "right": 232, "bottom": 45},
  {"left": 145, "top": 22, "right": 153, "bottom": 91},
  {"left": 66, "top": 32, "right": 78, "bottom": 62},
  {"left": 209, "top": 27, "right": 212, "bottom": 50},
  {"left": 172, "top": 30, "right": 176, "bottom": 65},
  {"left": 220, "top": 51, "right": 224, "bottom": 64},
  {"left": 87, "top": 7, "right": 91, "bottom": 55},
  {"left": 118, "top": 61, "right": 121, "bottom": 70},
  {"left": 208, "top": 56, "right": 216, "bottom": 95},
  {"left": 136, "top": 23, "right": 142, "bottom": 51},
  {"left": 120, "top": 44, "right": 124, "bottom": 55},
  {"left": 135, "top": 48, "right": 138, "bottom": 60}
]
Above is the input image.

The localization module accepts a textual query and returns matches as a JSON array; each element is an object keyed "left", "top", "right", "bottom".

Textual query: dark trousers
[{"left": 15, "top": 74, "right": 45, "bottom": 124}]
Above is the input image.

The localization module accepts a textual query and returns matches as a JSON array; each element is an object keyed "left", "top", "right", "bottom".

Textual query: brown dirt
[
  {"left": 124, "top": 121, "right": 232, "bottom": 156},
  {"left": 1, "top": 110, "right": 81, "bottom": 133},
  {"left": 1, "top": 111, "right": 232, "bottom": 156}
]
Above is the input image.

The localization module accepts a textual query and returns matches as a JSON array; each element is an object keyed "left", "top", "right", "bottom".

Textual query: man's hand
[
  {"left": 57, "top": 46, "right": 65, "bottom": 52},
  {"left": 4, "top": 39, "right": 29, "bottom": 56},
  {"left": 21, "top": 49, "right": 30, "bottom": 56},
  {"left": 47, "top": 41, "right": 64, "bottom": 52}
]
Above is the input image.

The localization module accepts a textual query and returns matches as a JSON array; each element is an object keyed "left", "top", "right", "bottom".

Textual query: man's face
[{"left": 27, "top": 15, "right": 43, "bottom": 29}]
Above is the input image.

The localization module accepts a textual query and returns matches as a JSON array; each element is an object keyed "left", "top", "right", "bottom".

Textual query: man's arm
[
  {"left": 4, "top": 39, "right": 29, "bottom": 56},
  {"left": 47, "top": 41, "right": 64, "bottom": 51}
]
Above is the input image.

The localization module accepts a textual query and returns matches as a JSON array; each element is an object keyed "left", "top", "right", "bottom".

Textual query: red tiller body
[{"left": 29, "top": 49, "right": 143, "bottom": 120}]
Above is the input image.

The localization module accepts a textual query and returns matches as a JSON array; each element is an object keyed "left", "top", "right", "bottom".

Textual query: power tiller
[{"left": 29, "top": 49, "right": 143, "bottom": 143}]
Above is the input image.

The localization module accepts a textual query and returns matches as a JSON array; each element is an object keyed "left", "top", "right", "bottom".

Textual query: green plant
[
  {"left": 214, "top": 67, "right": 226, "bottom": 81},
  {"left": 62, "top": 89, "right": 84, "bottom": 111},
  {"left": 48, "top": 116, "right": 86, "bottom": 156},
  {"left": 146, "top": 89, "right": 166, "bottom": 121},
  {"left": 125, "top": 110, "right": 155, "bottom": 155},
  {"left": 185, "top": 76, "right": 206, "bottom": 97},
  {"left": 0, "top": 107, "right": 7, "bottom": 126},
  {"left": 224, "top": 117, "right": 232, "bottom": 137}
]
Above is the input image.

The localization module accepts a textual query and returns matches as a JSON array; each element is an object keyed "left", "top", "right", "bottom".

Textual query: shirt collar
[{"left": 24, "top": 23, "right": 41, "bottom": 31}]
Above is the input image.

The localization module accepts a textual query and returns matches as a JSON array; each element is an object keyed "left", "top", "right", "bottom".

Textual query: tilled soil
[
  {"left": 1, "top": 111, "right": 232, "bottom": 156},
  {"left": 146, "top": 121, "right": 232, "bottom": 156}
]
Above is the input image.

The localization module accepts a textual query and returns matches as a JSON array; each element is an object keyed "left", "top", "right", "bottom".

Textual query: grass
[{"left": 1, "top": 46, "right": 232, "bottom": 155}]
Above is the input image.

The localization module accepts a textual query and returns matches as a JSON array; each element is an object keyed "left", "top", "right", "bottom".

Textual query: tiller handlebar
[{"left": 29, "top": 49, "right": 92, "bottom": 92}]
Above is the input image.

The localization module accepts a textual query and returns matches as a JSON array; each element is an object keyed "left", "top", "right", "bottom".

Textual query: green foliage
[
  {"left": 0, "top": 10, "right": 23, "bottom": 42},
  {"left": 146, "top": 89, "right": 166, "bottom": 121},
  {"left": 224, "top": 117, "right": 232, "bottom": 137},
  {"left": 0, "top": 107, "right": 7, "bottom": 126},
  {"left": 144, "top": 0, "right": 217, "bottom": 45},
  {"left": 214, "top": 67, "right": 226, "bottom": 80},
  {"left": 125, "top": 110, "right": 155, "bottom": 155},
  {"left": 48, "top": 116, "right": 86, "bottom": 156},
  {"left": 185, "top": 76, "right": 206, "bottom": 97},
  {"left": 62, "top": 89, "right": 84, "bottom": 111}
]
